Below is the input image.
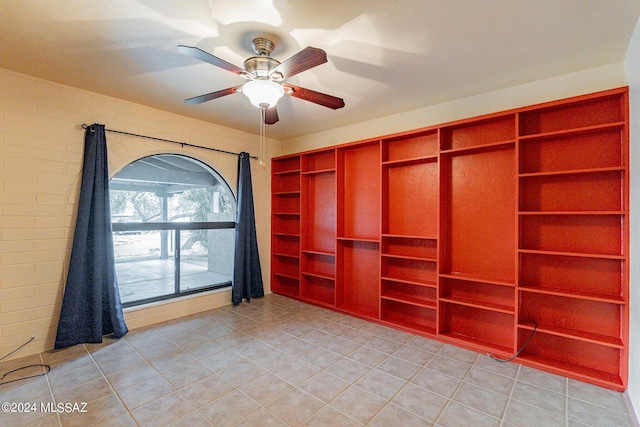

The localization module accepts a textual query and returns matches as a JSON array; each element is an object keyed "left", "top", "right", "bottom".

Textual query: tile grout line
[
  {"left": 499, "top": 363, "right": 522, "bottom": 427},
  {"left": 429, "top": 343, "right": 466, "bottom": 426},
  {"left": 565, "top": 377, "right": 569, "bottom": 427},
  {"left": 39, "top": 351, "right": 63, "bottom": 427}
]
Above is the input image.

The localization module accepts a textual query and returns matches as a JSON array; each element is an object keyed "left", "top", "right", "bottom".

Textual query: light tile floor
[{"left": 0, "top": 294, "right": 635, "bottom": 426}]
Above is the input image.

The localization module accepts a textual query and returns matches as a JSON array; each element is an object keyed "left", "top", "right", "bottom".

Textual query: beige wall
[
  {"left": 281, "top": 62, "right": 626, "bottom": 153},
  {"left": 0, "top": 68, "right": 277, "bottom": 359},
  {"left": 625, "top": 15, "right": 640, "bottom": 422}
]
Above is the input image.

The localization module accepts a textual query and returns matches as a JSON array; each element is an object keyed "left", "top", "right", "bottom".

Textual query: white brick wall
[{"left": 0, "top": 68, "right": 275, "bottom": 360}]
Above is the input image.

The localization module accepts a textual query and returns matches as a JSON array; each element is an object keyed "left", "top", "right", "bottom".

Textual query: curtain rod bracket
[{"left": 80, "top": 123, "right": 96, "bottom": 132}]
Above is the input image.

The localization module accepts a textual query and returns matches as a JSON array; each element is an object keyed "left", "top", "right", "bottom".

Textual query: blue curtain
[
  {"left": 55, "top": 124, "right": 128, "bottom": 349},
  {"left": 232, "top": 152, "right": 264, "bottom": 305}
]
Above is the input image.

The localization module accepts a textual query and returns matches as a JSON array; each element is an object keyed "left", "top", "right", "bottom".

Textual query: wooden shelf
[
  {"left": 519, "top": 170, "right": 623, "bottom": 212},
  {"left": 516, "top": 326, "right": 625, "bottom": 390},
  {"left": 381, "top": 236, "right": 437, "bottom": 262},
  {"left": 301, "top": 273, "right": 335, "bottom": 307},
  {"left": 518, "top": 323, "right": 623, "bottom": 349},
  {"left": 381, "top": 253, "right": 436, "bottom": 262},
  {"left": 302, "top": 149, "right": 335, "bottom": 173},
  {"left": 301, "top": 271, "right": 335, "bottom": 281},
  {"left": 440, "top": 114, "right": 515, "bottom": 152},
  {"left": 518, "top": 249, "right": 625, "bottom": 260},
  {"left": 519, "top": 211, "right": 625, "bottom": 215},
  {"left": 518, "top": 285, "right": 624, "bottom": 305},
  {"left": 273, "top": 272, "right": 300, "bottom": 281},
  {"left": 381, "top": 298, "right": 436, "bottom": 335},
  {"left": 382, "top": 130, "right": 438, "bottom": 162},
  {"left": 273, "top": 168, "right": 301, "bottom": 175},
  {"left": 382, "top": 155, "right": 438, "bottom": 167},
  {"left": 518, "top": 291, "right": 623, "bottom": 348},
  {"left": 517, "top": 353, "right": 624, "bottom": 391},
  {"left": 302, "top": 168, "right": 336, "bottom": 175},
  {"left": 381, "top": 293, "right": 436, "bottom": 309},
  {"left": 381, "top": 276, "right": 436, "bottom": 288},
  {"left": 439, "top": 296, "right": 514, "bottom": 314},
  {"left": 518, "top": 93, "right": 624, "bottom": 136},
  {"left": 519, "top": 214, "right": 623, "bottom": 256},
  {"left": 382, "top": 279, "right": 436, "bottom": 308},
  {"left": 439, "top": 332, "right": 514, "bottom": 355},
  {"left": 518, "top": 121, "right": 625, "bottom": 141},
  {"left": 272, "top": 192, "right": 301, "bottom": 214},
  {"left": 440, "top": 302, "right": 515, "bottom": 351},
  {"left": 271, "top": 87, "right": 629, "bottom": 391},
  {"left": 381, "top": 234, "right": 437, "bottom": 239},
  {"left": 439, "top": 272, "right": 515, "bottom": 287},
  {"left": 336, "top": 304, "right": 378, "bottom": 320},
  {"left": 440, "top": 139, "right": 515, "bottom": 155},
  {"left": 519, "top": 166, "right": 625, "bottom": 178},
  {"left": 519, "top": 236, "right": 625, "bottom": 299},
  {"left": 272, "top": 288, "right": 299, "bottom": 299},
  {"left": 382, "top": 318, "right": 436, "bottom": 336},
  {"left": 272, "top": 252, "right": 299, "bottom": 259},
  {"left": 272, "top": 232, "right": 299, "bottom": 238},
  {"left": 301, "top": 249, "right": 335, "bottom": 256},
  {"left": 272, "top": 155, "right": 300, "bottom": 175},
  {"left": 380, "top": 257, "right": 437, "bottom": 285},
  {"left": 337, "top": 237, "right": 380, "bottom": 243}
]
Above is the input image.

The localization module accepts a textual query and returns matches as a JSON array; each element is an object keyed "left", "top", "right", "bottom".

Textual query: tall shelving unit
[
  {"left": 271, "top": 156, "right": 301, "bottom": 298},
  {"left": 380, "top": 131, "right": 439, "bottom": 335},
  {"left": 300, "top": 150, "right": 337, "bottom": 307},
  {"left": 438, "top": 115, "right": 517, "bottom": 355},
  {"left": 270, "top": 87, "right": 629, "bottom": 391},
  {"left": 336, "top": 142, "right": 380, "bottom": 319},
  {"left": 515, "top": 91, "right": 629, "bottom": 387}
]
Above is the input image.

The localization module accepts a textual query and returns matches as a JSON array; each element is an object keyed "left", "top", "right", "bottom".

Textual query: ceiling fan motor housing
[
  {"left": 244, "top": 56, "right": 281, "bottom": 79},
  {"left": 244, "top": 37, "right": 282, "bottom": 80}
]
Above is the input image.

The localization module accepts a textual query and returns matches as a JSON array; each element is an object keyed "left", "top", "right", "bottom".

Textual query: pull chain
[{"left": 259, "top": 106, "right": 266, "bottom": 170}]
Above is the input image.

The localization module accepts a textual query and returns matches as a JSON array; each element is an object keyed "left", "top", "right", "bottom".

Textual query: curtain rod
[{"left": 80, "top": 123, "right": 258, "bottom": 160}]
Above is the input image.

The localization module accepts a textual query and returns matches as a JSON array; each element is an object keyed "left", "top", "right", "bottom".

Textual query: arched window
[{"left": 109, "top": 154, "right": 235, "bottom": 307}]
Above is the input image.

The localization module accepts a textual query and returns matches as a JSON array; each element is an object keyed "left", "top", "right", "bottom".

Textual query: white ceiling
[{"left": 1, "top": 1, "right": 639, "bottom": 141}]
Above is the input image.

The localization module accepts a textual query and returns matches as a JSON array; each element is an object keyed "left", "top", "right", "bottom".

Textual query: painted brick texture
[{"left": 0, "top": 68, "right": 274, "bottom": 359}]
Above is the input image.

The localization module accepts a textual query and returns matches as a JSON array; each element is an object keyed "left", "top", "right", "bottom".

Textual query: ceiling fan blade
[
  {"left": 184, "top": 86, "right": 242, "bottom": 105},
  {"left": 271, "top": 46, "right": 327, "bottom": 79},
  {"left": 178, "top": 45, "right": 246, "bottom": 76},
  {"left": 264, "top": 106, "right": 279, "bottom": 125},
  {"left": 284, "top": 84, "right": 345, "bottom": 110}
]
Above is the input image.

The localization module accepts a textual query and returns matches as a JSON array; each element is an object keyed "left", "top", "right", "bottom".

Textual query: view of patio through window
[{"left": 109, "top": 154, "right": 236, "bottom": 307}]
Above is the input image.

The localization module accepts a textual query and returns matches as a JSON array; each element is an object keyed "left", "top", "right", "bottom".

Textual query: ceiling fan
[{"left": 177, "top": 37, "right": 345, "bottom": 125}]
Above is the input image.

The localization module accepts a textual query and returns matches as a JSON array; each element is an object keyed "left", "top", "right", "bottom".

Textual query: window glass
[{"left": 110, "top": 154, "right": 235, "bottom": 307}]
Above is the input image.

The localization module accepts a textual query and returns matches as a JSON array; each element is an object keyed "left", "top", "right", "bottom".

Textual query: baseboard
[{"left": 625, "top": 391, "right": 640, "bottom": 427}]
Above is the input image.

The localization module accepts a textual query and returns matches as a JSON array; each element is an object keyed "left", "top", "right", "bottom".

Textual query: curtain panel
[
  {"left": 232, "top": 152, "right": 264, "bottom": 305},
  {"left": 55, "top": 124, "right": 128, "bottom": 348}
]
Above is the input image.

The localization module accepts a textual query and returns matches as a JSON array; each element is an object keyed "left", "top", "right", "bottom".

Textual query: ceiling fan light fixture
[{"left": 242, "top": 79, "right": 284, "bottom": 108}]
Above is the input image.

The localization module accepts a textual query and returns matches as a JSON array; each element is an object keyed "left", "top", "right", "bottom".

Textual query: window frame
[
  {"left": 112, "top": 221, "right": 236, "bottom": 307},
  {"left": 110, "top": 154, "right": 237, "bottom": 308}
]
